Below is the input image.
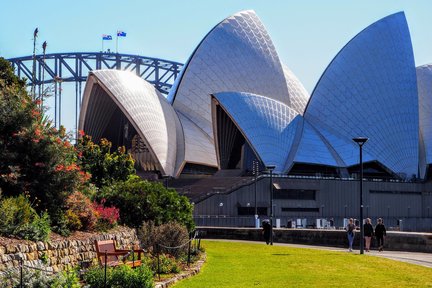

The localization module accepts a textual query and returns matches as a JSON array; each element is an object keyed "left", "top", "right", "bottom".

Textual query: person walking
[
  {"left": 262, "top": 219, "right": 271, "bottom": 245},
  {"left": 346, "top": 218, "right": 355, "bottom": 252},
  {"left": 364, "top": 218, "right": 374, "bottom": 252},
  {"left": 375, "top": 218, "right": 387, "bottom": 252}
]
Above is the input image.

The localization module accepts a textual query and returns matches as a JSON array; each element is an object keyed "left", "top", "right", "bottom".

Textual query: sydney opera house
[{"left": 79, "top": 11, "right": 432, "bottom": 231}]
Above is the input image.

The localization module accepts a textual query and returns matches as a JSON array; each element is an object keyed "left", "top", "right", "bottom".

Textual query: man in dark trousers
[
  {"left": 375, "top": 218, "right": 387, "bottom": 252},
  {"left": 262, "top": 220, "right": 271, "bottom": 245}
]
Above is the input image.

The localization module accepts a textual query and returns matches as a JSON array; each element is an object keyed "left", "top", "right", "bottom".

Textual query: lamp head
[
  {"left": 352, "top": 137, "right": 369, "bottom": 146},
  {"left": 265, "top": 165, "right": 276, "bottom": 172}
]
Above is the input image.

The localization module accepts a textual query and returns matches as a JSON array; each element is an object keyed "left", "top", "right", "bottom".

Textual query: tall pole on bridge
[
  {"left": 41, "top": 41, "right": 47, "bottom": 108},
  {"left": 31, "top": 28, "right": 38, "bottom": 100}
]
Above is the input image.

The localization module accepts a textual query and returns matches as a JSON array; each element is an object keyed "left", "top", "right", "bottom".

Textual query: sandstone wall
[{"left": 0, "top": 227, "right": 138, "bottom": 273}]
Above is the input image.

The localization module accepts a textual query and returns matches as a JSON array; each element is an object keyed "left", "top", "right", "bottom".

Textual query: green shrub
[
  {"left": 51, "top": 212, "right": 71, "bottom": 237},
  {"left": 151, "top": 254, "right": 181, "bottom": 274},
  {"left": 97, "top": 176, "right": 195, "bottom": 230},
  {"left": 83, "top": 264, "right": 153, "bottom": 288},
  {"left": 76, "top": 135, "right": 135, "bottom": 188},
  {"left": 0, "top": 195, "right": 50, "bottom": 241},
  {"left": 0, "top": 266, "right": 80, "bottom": 288},
  {"left": 14, "top": 211, "right": 51, "bottom": 241},
  {"left": 49, "top": 269, "right": 81, "bottom": 288}
]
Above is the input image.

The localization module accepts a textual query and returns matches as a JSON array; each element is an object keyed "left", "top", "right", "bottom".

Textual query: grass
[{"left": 172, "top": 240, "right": 432, "bottom": 288}]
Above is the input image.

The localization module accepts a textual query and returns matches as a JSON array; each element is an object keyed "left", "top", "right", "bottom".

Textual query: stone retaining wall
[
  {"left": 198, "top": 227, "right": 432, "bottom": 253},
  {"left": 0, "top": 227, "right": 138, "bottom": 273}
]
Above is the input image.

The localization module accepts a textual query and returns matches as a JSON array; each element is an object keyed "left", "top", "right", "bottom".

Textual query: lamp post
[
  {"left": 387, "top": 206, "right": 390, "bottom": 222},
  {"left": 253, "top": 160, "right": 259, "bottom": 228},
  {"left": 353, "top": 137, "right": 368, "bottom": 255},
  {"left": 162, "top": 175, "right": 170, "bottom": 189},
  {"left": 266, "top": 165, "right": 276, "bottom": 245}
]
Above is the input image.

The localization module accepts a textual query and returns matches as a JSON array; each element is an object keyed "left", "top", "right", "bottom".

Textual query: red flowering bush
[
  {"left": 93, "top": 199, "right": 120, "bottom": 231},
  {"left": 65, "top": 191, "right": 98, "bottom": 231}
]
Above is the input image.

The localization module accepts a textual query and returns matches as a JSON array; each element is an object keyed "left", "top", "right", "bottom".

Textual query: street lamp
[
  {"left": 162, "top": 175, "right": 170, "bottom": 189},
  {"left": 253, "top": 160, "right": 260, "bottom": 228},
  {"left": 353, "top": 136, "right": 368, "bottom": 255},
  {"left": 219, "top": 202, "right": 224, "bottom": 215},
  {"left": 387, "top": 206, "right": 390, "bottom": 222},
  {"left": 266, "top": 165, "right": 276, "bottom": 245}
]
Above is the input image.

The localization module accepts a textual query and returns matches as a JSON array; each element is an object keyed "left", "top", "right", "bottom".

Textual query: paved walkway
[{"left": 209, "top": 239, "right": 432, "bottom": 268}]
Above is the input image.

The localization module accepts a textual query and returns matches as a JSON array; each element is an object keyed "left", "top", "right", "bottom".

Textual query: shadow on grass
[{"left": 272, "top": 253, "right": 291, "bottom": 256}]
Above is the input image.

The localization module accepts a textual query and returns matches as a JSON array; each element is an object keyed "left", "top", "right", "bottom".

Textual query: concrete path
[{"left": 208, "top": 239, "right": 432, "bottom": 268}]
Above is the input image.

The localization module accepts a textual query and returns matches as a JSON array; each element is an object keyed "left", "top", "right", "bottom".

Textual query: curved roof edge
[
  {"left": 175, "top": 111, "right": 218, "bottom": 174},
  {"left": 79, "top": 69, "right": 180, "bottom": 176},
  {"left": 304, "top": 11, "right": 406, "bottom": 114},
  {"left": 168, "top": 9, "right": 256, "bottom": 104},
  {"left": 211, "top": 91, "right": 299, "bottom": 173}
]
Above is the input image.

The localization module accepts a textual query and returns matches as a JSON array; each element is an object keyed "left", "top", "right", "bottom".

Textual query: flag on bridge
[
  {"left": 102, "top": 34, "right": 112, "bottom": 40},
  {"left": 117, "top": 31, "right": 127, "bottom": 37}
]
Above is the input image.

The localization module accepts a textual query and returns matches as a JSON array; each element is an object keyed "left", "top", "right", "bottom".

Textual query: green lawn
[{"left": 173, "top": 240, "right": 432, "bottom": 288}]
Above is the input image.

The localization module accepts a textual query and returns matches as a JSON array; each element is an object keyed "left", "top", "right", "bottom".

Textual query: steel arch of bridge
[{"left": 8, "top": 52, "right": 184, "bottom": 130}]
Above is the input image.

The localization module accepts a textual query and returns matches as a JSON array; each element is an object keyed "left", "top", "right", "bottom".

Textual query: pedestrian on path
[
  {"left": 364, "top": 218, "right": 374, "bottom": 252},
  {"left": 262, "top": 219, "right": 271, "bottom": 245},
  {"left": 375, "top": 218, "right": 387, "bottom": 252},
  {"left": 346, "top": 218, "right": 355, "bottom": 252}
]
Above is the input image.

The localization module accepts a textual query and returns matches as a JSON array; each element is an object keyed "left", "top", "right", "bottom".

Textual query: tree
[
  {"left": 76, "top": 133, "right": 135, "bottom": 188},
  {"left": 0, "top": 57, "right": 86, "bottom": 221}
]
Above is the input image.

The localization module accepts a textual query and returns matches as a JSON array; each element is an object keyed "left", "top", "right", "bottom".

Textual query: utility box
[
  {"left": 296, "top": 218, "right": 307, "bottom": 228},
  {"left": 276, "top": 219, "right": 281, "bottom": 228},
  {"left": 343, "top": 218, "right": 349, "bottom": 228}
]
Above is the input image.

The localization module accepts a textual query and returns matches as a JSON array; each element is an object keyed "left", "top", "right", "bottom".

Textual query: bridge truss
[{"left": 8, "top": 52, "right": 184, "bottom": 133}]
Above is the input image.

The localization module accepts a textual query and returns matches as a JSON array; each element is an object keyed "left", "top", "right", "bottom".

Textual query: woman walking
[
  {"left": 364, "top": 218, "right": 374, "bottom": 252},
  {"left": 346, "top": 218, "right": 355, "bottom": 252},
  {"left": 375, "top": 218, "right": 387, "bottom": 252}
]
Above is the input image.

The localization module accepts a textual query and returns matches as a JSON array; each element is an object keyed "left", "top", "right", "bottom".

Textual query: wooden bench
[{"left": 94, "top": 239, "right": 142, "bottom": 268}]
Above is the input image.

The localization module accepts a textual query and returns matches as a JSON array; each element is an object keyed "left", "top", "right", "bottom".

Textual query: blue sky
[
  {"left": 1, "top": 0, "right": 430, "bottom": 92},
  {"left": 0, "top": 0, "right": 430, "bottom": 131}
]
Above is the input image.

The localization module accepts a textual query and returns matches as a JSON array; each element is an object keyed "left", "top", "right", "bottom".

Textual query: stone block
[
  {"left": 6, "top": 245, "right": 17, "bottom": 254},
  {"left": 27, "top": 251, "right": 38, "bottom": 261},
  {"left": 1, "top": 254, "right": 11, "bottom": 262},
  {"left": 12, "top": 252, "right": 25, "bottom": 261},
  {"left": 18, "top": 244, "right": 29, "bottom": 253},
  {"left": 28, "top": 243, "right": 37, "bottom": 252},
  {"left": 47, "top": 242, "right": 57, "bottom": 250},
  {"left": 36, "top": 241, "right": 45, "bottom": 251}
]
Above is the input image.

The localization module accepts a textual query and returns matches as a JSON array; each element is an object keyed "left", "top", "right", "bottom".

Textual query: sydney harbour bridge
[{"left": 8, "top": 52, "right": 184, "bottom": 134}]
